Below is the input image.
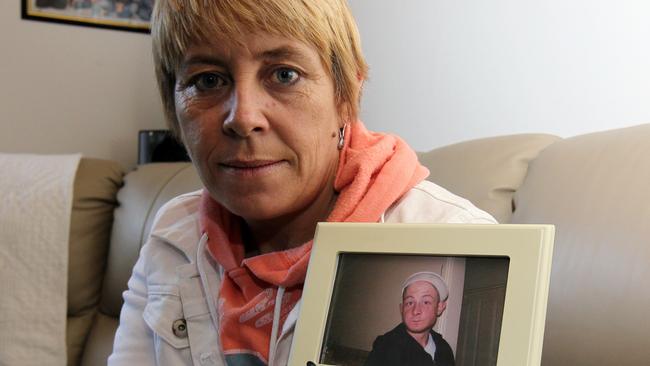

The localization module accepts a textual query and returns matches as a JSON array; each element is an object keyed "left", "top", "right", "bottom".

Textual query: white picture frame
[{"left": 289, "top": 223, "right": 555, "bottom": 366}]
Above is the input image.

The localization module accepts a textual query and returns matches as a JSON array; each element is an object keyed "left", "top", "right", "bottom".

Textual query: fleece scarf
[{"left": 199, "top": 121, "right": 429, "bottom": 364}]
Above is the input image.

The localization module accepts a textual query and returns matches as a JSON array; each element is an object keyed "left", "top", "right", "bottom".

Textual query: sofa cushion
[
  {"left": 511, "top": 124, "right": 650, "bottom": 365},
  {"left": 79, "top": 313, "right": 119, "bottom": 366},
  {"left": 67, "top": 158, "right": 124, "bottom": 366},
  {"left": 418, "top": 133, "right": 560, "bottom": 223}
]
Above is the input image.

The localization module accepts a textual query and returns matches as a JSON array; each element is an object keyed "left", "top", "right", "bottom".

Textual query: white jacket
[{"left": 108, "top": 180, "right": 496, "bottom": 366}]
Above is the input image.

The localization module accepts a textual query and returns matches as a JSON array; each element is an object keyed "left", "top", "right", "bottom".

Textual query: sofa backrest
[
  {"left": 419, "top": 133, "right": 560, "bottom": 223},
  {"left": 511, "top": 123, "right": 650, "bottom": 365}
]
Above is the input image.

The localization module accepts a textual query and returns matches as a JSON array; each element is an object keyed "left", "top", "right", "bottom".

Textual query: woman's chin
[{"left": 221, "top": 197, "right": 292, "bottom": 223}]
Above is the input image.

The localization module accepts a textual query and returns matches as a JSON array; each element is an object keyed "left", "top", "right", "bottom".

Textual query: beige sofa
[{"left": 66, "top": 124, "right": 650, "bottom": 366}]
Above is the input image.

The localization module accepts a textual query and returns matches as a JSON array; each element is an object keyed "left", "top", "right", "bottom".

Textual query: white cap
[{"left": 401, "top": 271, "right": 449, "bottom": 302}]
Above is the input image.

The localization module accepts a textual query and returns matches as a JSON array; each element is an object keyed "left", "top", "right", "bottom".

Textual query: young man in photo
[{"left": 364, "top": 272, "right": 455, "bottom": 366}]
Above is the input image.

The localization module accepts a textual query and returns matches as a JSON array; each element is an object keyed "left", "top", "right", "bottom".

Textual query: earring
[{"left": 338, "top": 123, "right": 348, "bottom": 150}]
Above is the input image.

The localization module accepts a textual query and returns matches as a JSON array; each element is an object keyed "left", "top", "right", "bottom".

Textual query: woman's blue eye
[
  {"left": 273, "top": 68, "right": 299, "bottom": 85},
  {"left": 194, "top": 73, "right": 226, "bottom": 90}
]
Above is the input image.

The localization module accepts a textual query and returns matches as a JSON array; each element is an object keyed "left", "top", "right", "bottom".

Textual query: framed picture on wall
[
  {"left": 21, "top": 0, "right": 153, "bottom": 33},
  {"left": 289, "top": 223, "right": 555, "bottom": 366}
]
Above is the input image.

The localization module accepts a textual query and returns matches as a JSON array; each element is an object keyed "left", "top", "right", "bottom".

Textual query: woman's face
[{"left": 174, "top": 32, "right": 344, "bottom": 222}]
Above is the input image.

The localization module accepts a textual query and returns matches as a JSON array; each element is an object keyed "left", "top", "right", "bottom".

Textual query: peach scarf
[{"left": 200, "top": 121, "right": 428, "bottom": 364}]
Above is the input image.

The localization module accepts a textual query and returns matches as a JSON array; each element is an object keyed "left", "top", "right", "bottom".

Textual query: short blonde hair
[{"left": 152, "top": 0, "right": 369, "bottom": 138}]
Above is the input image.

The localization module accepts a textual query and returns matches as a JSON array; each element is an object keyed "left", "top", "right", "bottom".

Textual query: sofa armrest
[
  {"left": 68, "top": 158, "right": 124, "bottom": 366},
  {"left": 79, "top": 163, "right": 202, "bottom": 366}
]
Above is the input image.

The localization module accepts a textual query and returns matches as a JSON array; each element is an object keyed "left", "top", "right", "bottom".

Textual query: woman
[{"left": 109, "top": 1, "right": 495, "bottom": 365}]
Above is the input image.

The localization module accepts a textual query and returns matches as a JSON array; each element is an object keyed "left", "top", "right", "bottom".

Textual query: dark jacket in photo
[{"left": 363, "top": 323, "right": 455, "bottom": 366}]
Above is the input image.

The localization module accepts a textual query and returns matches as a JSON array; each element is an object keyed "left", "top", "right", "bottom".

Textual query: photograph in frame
[
  {"left": 321, "top": 254, "right": 510, "bottom": 366},
  {"left": 289, "top": 223, "right": 554, "bottom": 366},
  {"left": 21, "top": 0, "right": 153, "bottom": 33}
]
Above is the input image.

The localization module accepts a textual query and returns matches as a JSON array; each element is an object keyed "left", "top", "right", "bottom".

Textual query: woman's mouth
[{"left": 218, "top": 159, "right": 286, "bottom": 177}]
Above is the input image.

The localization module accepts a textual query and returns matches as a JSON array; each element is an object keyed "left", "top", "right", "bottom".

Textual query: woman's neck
[{"left": 243, "top": 187, "right": 338, "bottom": 255}]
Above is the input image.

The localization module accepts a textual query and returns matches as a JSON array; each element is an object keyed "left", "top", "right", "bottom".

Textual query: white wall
[
  {"left": 0, "top": 1, "right": 164, "bottom": 168},
  {"left": 3, "top": 1, "right": 649, "bottom": 167},
  {"left": 349, "top": 0, "right": 650, "bottom": 151}
]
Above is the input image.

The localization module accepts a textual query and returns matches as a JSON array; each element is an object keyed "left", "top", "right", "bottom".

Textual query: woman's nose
[{"left": 222, "top": 82, "right": 268, "bottom": 138}]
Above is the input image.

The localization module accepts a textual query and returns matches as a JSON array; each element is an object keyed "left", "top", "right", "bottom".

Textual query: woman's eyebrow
[
  {"left": 257, "top": 46, "right": 311, "bottom": 64},
  {"left": 179, "top": 55, "right": 228, "bottom": 70}
]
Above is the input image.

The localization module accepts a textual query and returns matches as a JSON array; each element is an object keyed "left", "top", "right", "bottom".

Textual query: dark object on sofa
[{"left": 137, "top": 130, "right": 190, "bottom": 164}]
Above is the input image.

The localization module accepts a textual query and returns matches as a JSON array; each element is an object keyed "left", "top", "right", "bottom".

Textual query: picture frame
[
  {"left": 21, "top": 0, "right": 153, "bottom": 33},
  {"left": 289, "top": 223, "right": 555, "bottom": 366}
]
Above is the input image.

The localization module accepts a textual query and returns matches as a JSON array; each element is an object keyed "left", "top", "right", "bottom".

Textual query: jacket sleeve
[{"left": 107, "top": 245, "right": 156, "bottom": 365}]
